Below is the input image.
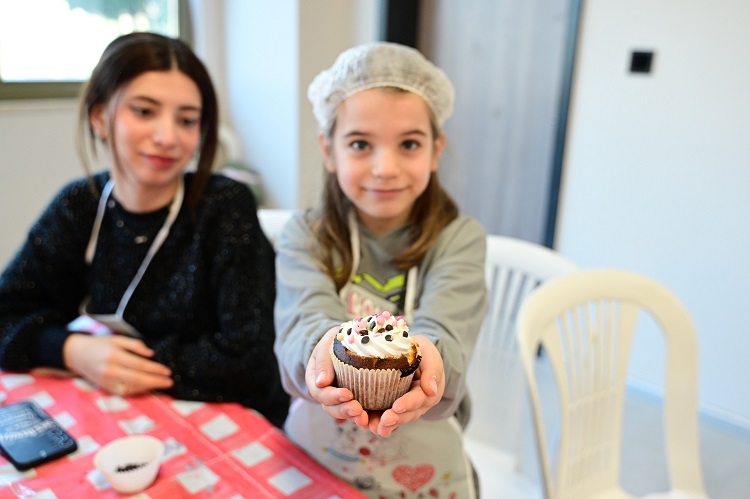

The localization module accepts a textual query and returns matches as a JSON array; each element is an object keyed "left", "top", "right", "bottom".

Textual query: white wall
[
  {"left": 555, "top": 0, "right": 750, "bottom": 429},
  {"left": 422, "top": 0, "right": 572, "bottom": 242},
  {"left": 0, "top": 100, "right": 81, "bottom": 268}
]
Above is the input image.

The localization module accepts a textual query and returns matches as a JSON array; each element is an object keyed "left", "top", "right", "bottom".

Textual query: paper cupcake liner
[{"left": 330, "top": 345, "right": 415, "bottom": 410}]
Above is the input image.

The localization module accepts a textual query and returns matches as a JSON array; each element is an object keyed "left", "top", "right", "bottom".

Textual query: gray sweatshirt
[{"left": 274, "top": 210, "right": 487, "bottom": 425}]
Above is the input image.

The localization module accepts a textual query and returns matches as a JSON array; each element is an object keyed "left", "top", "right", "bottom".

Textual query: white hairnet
[{"left": 307, "top": 42, "right": 455, "bottom": 134}]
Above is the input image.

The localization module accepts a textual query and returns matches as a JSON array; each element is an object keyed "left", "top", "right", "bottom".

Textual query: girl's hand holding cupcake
[
  {"left": 306, "top": 326, "right": 369, "bottom": 428},
  {"left": 370, "top": 335, "right": 445, "bottom": 437},
  {"left": 305, "top": 313, "right": 446, "bottom": 437}
]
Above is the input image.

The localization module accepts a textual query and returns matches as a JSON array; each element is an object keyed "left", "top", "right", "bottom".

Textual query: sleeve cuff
[{"left": 31, "top": 325, "right": 75, "bottom": 369}]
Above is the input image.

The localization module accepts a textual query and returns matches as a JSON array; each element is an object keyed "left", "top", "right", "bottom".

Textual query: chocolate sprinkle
[
  {"left": 116, "top": 462, "right": 147, "bottom": 473},
  {"left": 385, "top": 335, "right": 393, "bottom": 341},
  {"left": 361, "top": 336, "right": 370, "bottom": 344},
  {"left": 385, "top": 325, "right": 393, "bottom": 331}
]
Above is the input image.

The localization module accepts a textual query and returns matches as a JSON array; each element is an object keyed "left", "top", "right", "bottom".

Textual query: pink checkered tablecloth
[{"left": 0, "top": 371, "right": 365, "bottom": 498}]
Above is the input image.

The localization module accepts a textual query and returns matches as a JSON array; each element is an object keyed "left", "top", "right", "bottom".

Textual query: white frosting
[{"left": 335, "top": 311, "right": 414, "bottom": 359}]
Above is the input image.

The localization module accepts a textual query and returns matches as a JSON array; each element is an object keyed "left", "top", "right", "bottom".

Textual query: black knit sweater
[{"left": 0, "top": 171, "right": 289, "bottom": 427}]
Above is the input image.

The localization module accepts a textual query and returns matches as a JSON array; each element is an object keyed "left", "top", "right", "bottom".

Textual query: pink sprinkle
[
  {"left": 347, "top": 335, "right": 354, "bottom": 344},
  {"left": 382, "top": 311, "right": 391, "bottom": 319},
  {"left": 377, "top": 316, "right": 385, "bottom": 326}
]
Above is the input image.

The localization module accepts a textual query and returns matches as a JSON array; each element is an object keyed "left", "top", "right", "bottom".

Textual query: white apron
[{"left": 284, "top": 217, "right": 476, "bottom": 498}]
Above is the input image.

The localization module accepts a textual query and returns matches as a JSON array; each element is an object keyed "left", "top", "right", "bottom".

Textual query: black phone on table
[{"left": 0, "top": 400, "right": 78, "bottom": 471}]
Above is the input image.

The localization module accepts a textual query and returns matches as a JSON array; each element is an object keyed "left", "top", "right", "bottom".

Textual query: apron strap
[
  {"left": 345, "top": 212, "right": 417, "bottom": 323},
  {"left": 116, "top": 176, "right": 184, "bottom": 316},
  {"left": 85, "top": 179, "right": 115, "bottom": 264},
  {"left": 83, "top": 175, "right": 185, "bottom": 319}
]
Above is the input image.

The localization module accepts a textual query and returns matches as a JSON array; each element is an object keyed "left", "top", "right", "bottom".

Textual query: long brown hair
[
  {"left": 313, "top": 89, "right": 458, "bottom": 290},
  {"left": 76, "top": 32, "right": 219, "bottom": 214}
]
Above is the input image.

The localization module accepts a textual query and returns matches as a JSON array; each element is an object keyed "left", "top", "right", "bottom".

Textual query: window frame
[{"left": 0, "top": 0, "right": 192, "bottom": 101}]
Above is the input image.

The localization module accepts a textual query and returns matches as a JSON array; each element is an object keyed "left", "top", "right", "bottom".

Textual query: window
[{"left": 0, "top": 0, "right": 191, "bottom": 100}]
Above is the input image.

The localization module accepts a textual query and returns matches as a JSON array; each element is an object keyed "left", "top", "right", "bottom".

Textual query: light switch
[{"left": 630, "top": 50, "right": 654, "bottom": 74}]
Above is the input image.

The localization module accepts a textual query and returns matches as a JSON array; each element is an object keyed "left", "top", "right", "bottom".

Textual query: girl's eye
[
  {"left": 131, "top": 106, "right": 153, "bottom": 117},
  {"left": 350, "top": 140, "right": 369, "bottom": 151},
  {"left": 179, "top": 116, "right": 200, "bottom": 127},
  {"left": 402, "top": 139, "right": 420, "bottom": 151}
]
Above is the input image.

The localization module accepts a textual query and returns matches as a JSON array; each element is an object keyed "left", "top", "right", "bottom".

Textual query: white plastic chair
[
  {"left": 257, "top": 208, "right": 296, "bottom": 248},
  {"left": 464, "top": 235, "right": 578, "bottom": 498},
  {"left": 516, "top": 269, "right": 708, "bottom": 499}
]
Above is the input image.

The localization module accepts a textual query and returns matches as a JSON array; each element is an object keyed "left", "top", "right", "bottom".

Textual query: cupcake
[{"left": 330, "top": 311, "right": 421, "bottom": 410}]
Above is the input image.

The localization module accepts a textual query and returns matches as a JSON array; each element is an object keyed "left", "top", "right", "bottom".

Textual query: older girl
[{"left": 0, "top": 32, "right": 288, "bottom": 427}]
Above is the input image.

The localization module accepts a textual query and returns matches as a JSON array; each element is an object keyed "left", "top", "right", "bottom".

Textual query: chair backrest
[
  {"left": 465, "top": 235, "right": 578, "bottom": 461},
  {"left": 257, "top": 209, "right": 296, "bottom": 248},
  {"left": 516, "top": 269, "right": 706, "bottom": 499}
]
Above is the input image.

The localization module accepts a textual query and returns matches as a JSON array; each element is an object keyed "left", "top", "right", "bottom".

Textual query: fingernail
[
  {"left": 430, "top": 376, "right": 438, "bottom": 395},
  {"left": 392, "top": 405, "right": 405, "bottom": 414},
  {"left": 338, "top": 392, "right": 352, "bottom": 402},
  {"left": 316, "top": 372, "right": 326, "bottom": 384}
]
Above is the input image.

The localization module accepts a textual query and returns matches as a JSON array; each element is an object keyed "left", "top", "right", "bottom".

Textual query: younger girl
[
  {"left": 274, "top": 42, "right": 487, "bottom": 497},
  {"left": 0, "top": 32, "right": 289, "bottom": 427}
]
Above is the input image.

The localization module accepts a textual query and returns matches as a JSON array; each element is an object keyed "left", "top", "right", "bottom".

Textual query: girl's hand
[
  {"left": 62, "top": 333, "right": 173, "bottom": 396},
  {"left": 368, "top": 335, "right": 445, "bottom": 437},
  {"left": 305, "top": 326, "right": 368, "bottom": 428}
]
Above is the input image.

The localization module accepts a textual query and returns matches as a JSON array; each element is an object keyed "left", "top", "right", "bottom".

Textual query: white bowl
[{"left": 94, "top": 435, "right": 165, "bottom": 494}]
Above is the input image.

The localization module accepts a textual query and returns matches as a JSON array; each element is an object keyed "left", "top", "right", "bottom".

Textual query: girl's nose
[
  {"left": 153, "top": 118, "right": 177, "bottom": 147},
  {"left": 372, "top": 150, "right": 399, "bottom": 177}
]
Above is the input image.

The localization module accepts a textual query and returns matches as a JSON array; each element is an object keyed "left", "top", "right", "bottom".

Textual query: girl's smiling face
[
  {"left": 321, "top": 87, "right": 445, "bottom": 235},
  {"left": 91, "top": 69, "right": 202, "bottom": 208}
]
